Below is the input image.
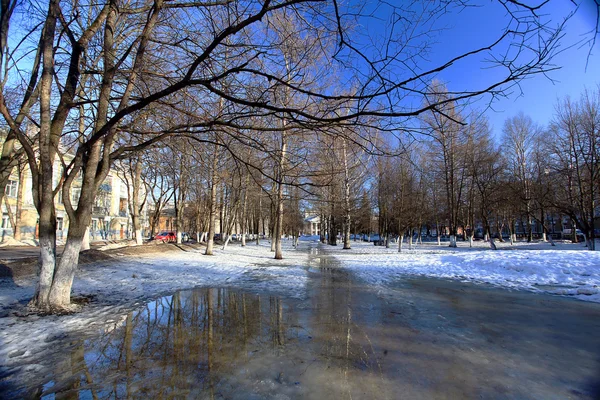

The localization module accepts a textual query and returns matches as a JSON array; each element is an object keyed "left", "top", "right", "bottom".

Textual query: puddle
[{"left": 3, "top": 245, "right": 600, "bottom": 399}]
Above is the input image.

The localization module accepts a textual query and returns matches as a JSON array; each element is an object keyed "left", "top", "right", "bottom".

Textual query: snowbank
[{"left": 328, "top": 241, "right": 600, "bottom": 302}]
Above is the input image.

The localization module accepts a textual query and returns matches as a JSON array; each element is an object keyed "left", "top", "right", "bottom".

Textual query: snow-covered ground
[{"left": 324, "top": 238, "right": 600, "bottom": 302}]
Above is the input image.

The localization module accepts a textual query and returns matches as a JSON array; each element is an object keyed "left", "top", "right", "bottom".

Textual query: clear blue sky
[{"left": 425, "top": 0, "right": 600, "bottom": 134}]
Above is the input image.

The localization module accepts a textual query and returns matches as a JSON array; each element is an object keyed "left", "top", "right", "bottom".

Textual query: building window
[
  {"left": 71, "top": 188, "right": 81, "bottom": 204},
  {"left": 56, "top": 217, "right": 64, "bottom": 231},
  {"left": 1, "top": 213, "right": 10, "bottom": 229},
  {"left": 119, "top": 198, "right": 127, "bottom": 217},
  {"left": 5, "top": 180, "right": 17, "bottom": 198}
]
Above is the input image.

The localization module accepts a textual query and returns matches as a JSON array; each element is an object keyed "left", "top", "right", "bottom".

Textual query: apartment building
[{"left": 1, "top": 159, "right": 147, "bottom": 242}]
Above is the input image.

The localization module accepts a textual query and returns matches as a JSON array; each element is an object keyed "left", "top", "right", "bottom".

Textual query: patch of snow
[
  {"left": 0, "top": 238, "right": 38, "bottom": 247},
  {"left": 326, "top": 241, "right": 600, "bottom": 302}
]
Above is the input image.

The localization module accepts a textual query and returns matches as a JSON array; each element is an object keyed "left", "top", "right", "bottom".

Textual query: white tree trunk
[
  {"left": 205, "top": 145, "right": 219, "bottom": 256},
  {"left": 48, "top": 238, "right": 83, "bottom": 307},
  {"left": 176, "top": 231, "right": 182, "bottom": 244},
  {"left": 489, "top": 236, "right": 497, "bottom": 250},
  {"left": 222, "top": 234, "right": 231, "bottom": 250},
  {"left": 449, "top": 235, "right": 457, "bottom": 248},
  {"left": 398, "top": 234, "right": 404, "bottom": 252},
  {"left": 135, "top": 229, "right": 143, "bottom": 245},
  {"left": 81, "top": 226, "right": 91, "bottom": 250}
]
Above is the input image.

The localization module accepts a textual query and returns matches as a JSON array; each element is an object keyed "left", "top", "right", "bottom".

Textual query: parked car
[
  {"left": 155, "top": 231, "right": 176, "bottom": 243},
  {"left": 562, "top": 228, "right": 585, "bottom": 241}
]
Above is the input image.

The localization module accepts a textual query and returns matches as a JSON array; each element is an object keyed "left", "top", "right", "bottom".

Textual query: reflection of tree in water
[
  {"left": 40, "top": 288, "right": 291, "bottom": 399},
  {"left": 311, "top": 261, "right": 385, "bottom": 397}
]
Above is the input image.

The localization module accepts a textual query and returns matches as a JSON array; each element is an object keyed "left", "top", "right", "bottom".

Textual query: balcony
[{"left": 92, "top": 206, "right": 108, "bottom": 216}]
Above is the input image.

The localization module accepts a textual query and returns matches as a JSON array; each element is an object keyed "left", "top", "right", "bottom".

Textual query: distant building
[{"left": 303, "top": 214, "right": 321, "bottom": 236}]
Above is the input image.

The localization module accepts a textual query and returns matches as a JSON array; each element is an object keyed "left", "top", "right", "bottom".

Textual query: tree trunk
[
  {"left": 274, "top": 179, "right": 284, "bottom": 259},
  {"left": 205, "top": 146, "right": 218, "bottom": 256},
  {"left": 222, "top": 234, "right": 231, "bottom": 250},
  {"left": 342, "top": 139, "right": 351, "bottom": 250},
  {"left": 135, "top": 228, "right": 143, "bottom": 245},
  {"left": 31, "top": 206, "right": 57, "bottom": 308},
  {"left": 398, "top": 233, "right": 404, "bottom": 252},
  {"left": 81, "top": 226, "right": 90, "bottom": 250},
  {"left": 449, "top": 234, "right": 457, "bottom": 248},
  {"left": 241, "top": 171, "right": 249, "bottom": 247},
  {"left": 489, "top": 235, "right": 497, "bottom": 250},
  {"left": 13, "top": 165, "right": 25, "bottom": 241},
  {"left": 131, "top": 214, "right": 142, "bottom": 245},
  {"left": 586, "top": 236, "right": 596, "bottom": 251},
  {"left": 47, "top": 222, "right": 87, "bottom": 307},
  {"left": 274, "top": 141, "right": 285, "bottom": 260}
]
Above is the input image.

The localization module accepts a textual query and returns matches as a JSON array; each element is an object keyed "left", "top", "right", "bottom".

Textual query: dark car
[{"left": 155, "top": 231, "right": 176, "bottom": 243}]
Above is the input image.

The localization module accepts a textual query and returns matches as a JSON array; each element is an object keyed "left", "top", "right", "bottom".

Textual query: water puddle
[{"left": 34, "top": 288, "right": 310, "bottom": 399}]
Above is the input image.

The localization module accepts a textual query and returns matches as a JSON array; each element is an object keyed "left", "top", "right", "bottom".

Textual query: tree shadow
[{"left": 0, "top": 263, "right": 15, "bottom": 284}]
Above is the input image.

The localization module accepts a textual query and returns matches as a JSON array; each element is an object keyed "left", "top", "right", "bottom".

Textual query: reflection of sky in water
[{"left": 40, "top": 288, "right": 290, "bottom": 399}]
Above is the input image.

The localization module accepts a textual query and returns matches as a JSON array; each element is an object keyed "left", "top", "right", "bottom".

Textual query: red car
[{"left": 155, "top": 231, "right": 176, "bottom": 243}]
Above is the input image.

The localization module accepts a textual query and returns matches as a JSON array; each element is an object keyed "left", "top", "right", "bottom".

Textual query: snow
[
  {"left": 326, "top": 240, "right": 600, "bottom": 302},
  {"left": 0, "top": 237, "right": 38, "bottom": 247}
]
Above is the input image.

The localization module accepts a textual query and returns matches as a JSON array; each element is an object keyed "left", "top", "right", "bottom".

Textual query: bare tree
[
  {"left": 0, "top": 0, "right": 574, "bottom": 309},
  {"left": 501, "top": 112, "right": 541, "bottom": 242},
  {"left": 548, "top": 87, "right": 600, "bottom": 250},
  {"left": 116, "top": 154, "right": 147, "bottom": 245}
]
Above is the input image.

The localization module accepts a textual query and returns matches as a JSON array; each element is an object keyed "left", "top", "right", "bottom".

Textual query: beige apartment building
[{"left": 1, "top": 158, "right": 146, "bottom": 242}]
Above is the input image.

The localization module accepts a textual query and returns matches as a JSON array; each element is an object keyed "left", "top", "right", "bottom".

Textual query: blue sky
[{"left": 427, "top": 0, "right": 599, "bottom": 134}]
